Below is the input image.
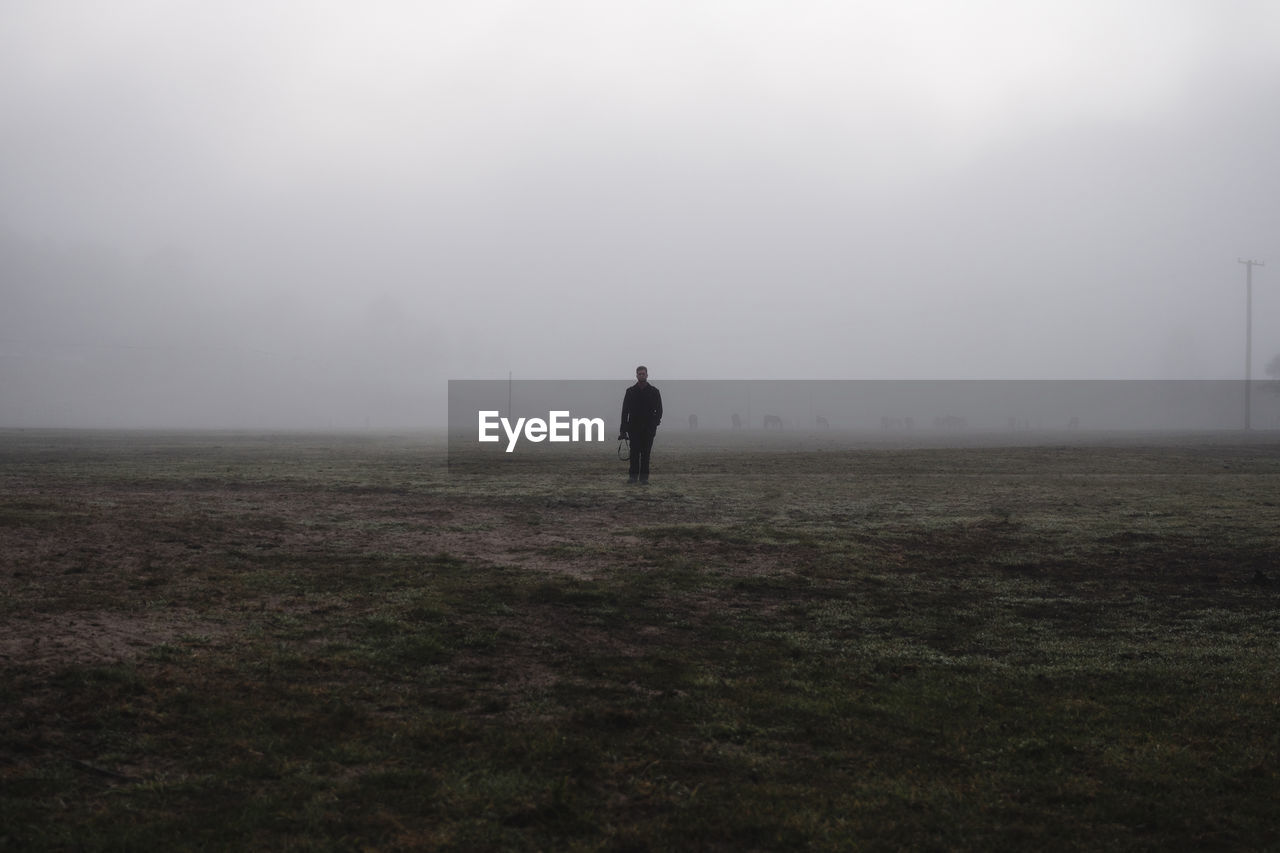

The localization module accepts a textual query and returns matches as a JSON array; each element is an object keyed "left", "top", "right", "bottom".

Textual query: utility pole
[{"left": 1238, "top": 259, "right": 1265, "bottom": 430}]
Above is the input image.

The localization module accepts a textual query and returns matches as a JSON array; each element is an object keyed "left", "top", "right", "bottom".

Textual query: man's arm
[
  {"left": 619, "top": 387, "right": 632, "bottom": 439},
  {"left": 653, "top": 387, "right": 663, "bottom": 427}
]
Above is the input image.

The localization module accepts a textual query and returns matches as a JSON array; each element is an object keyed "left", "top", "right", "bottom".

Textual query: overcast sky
[{"left": 3, "top": 1, "right": 1279, "bottom": 428}]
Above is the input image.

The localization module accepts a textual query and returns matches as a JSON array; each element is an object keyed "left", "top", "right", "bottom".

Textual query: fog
[{"left": 3, "top": 2, "right": 1279, "bottom": 429}]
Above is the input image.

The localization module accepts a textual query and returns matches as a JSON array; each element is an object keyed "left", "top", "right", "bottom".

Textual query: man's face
[{"left": 635, "top": 368, "right": 648, "bottom": 384}]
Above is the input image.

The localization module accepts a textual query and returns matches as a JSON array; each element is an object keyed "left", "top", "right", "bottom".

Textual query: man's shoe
[{"left": 639, "top": 478, "right": 649, "bottom": 485}]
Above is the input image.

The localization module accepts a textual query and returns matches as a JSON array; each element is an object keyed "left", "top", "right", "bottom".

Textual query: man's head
[{"left": 635, "top": 366, "right": 648, "bottom": 385}]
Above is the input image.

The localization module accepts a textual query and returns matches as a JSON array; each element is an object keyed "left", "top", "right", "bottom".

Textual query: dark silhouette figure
[
  {"left": 619, "top": 366, "right": 662, "bottom": 484},
  {"left": 762, "top": 414, "right": 783, "bottom": 430},
  {"left": 731, "top": 413, "right": 742, "bottom": 429}
]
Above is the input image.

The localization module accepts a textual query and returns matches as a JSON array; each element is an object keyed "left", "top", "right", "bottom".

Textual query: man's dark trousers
[{"left": 629, "top": 426, "right": 656, "bottom": 482}]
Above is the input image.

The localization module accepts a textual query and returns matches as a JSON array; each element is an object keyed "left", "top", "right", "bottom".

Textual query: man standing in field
[{"left": 619, "top": 365, "right": 662, "bottom": 484}]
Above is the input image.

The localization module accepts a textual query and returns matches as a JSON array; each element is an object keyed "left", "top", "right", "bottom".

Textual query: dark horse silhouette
[{"left": 762, "top": 415, "right": 783, "bottom": 430}]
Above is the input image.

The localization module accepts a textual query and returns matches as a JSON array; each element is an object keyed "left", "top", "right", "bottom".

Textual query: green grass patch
[{"left": 2, "top": 431, "right": 1279, "bottom": 849}]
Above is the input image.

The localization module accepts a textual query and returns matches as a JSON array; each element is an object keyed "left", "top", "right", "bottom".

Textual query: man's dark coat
[{"left": 619, "top": 383, "right": 662, "bottom": 437}]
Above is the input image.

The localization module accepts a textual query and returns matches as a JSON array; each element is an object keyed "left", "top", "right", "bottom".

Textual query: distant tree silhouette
[{"left": 1266, "top": 353, "right": 1280, "bottom": 397}]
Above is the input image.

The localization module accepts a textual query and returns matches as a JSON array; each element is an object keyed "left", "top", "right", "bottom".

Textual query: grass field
[{"left": 2, "top": 429, "right": 1279, "bottom": 850}]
